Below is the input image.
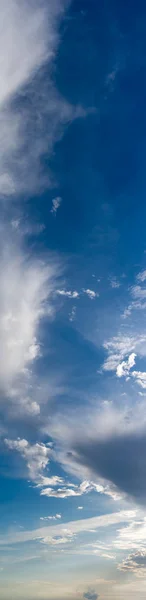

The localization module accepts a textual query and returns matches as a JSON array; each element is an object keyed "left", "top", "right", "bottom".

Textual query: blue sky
[{"left": 1, "top": 1, "right": 146, "bottom": 598}]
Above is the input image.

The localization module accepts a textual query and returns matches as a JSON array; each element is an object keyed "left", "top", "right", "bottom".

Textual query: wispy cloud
[
  {"left": 123, "top": 268, "right": 146, "bottom": 317},
  {"left": 69, "top": 306, "right": 76, "bottom": 322},
  {"left": 0, "top": 0, "right": 60, "bottom": 195},
  {"left": 132, "top": 371, "right": 146, "bottom": 389},
  {"left": 114, "top": 518, "right": 146, "bottom": 551},
  {"left": 40, "top": 514, "right": 61, "bottom": 521},
  {"left": 0, "top": 510, "right": 135, "bottom": 545},
  {"left": 109, "top": 277, "right": 121, "bottom": 289},
  {"left": 40, "top": 479, "right": 122, "bottom": 500},
  {"left": 4, "top": 438, "right": 52, "bottom": 481},
  {"left": 0, "top": 232, "right": 57, "bottom": 413},
  {"left": 51, "top": 196, "right": 62, "bottom": 215},
  {"left": 0, "top": 0, "right": 88, "bottom": 198},
  {"left": 137, "top": 270, "right": 146, "bottom": 283}
]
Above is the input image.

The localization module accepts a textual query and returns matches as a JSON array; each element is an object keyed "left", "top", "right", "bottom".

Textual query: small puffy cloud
[
  {"left": 57, "top": 289, "right": 79, "bottom": 298},
  {"left": 83, "top": 588, "right": 99, "bottom": 600},
  {"left": 78, "top": 506, "right": 83, "bottom": 510},
  {"left": 40, "top": 486, "right": 81, "bottom": 498},
  {"left": 83, "top": 289, "right": 99, "bottom": 299},
  {"left": 50, "top": 196, "right": 62, "bottom": 215},
  {"left": 39, "top": 530, "right": 75, "bottom": 546},
  {"left": 4, "top": 438, "right": 51, "bottom": 482}
]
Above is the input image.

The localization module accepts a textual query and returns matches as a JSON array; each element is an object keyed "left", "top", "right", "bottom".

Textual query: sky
[{"left": 2, "top": 0, "right": 146, "bottom": 598}]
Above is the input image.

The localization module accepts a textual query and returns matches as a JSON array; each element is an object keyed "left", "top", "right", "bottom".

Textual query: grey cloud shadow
[{"left": 74, "top": 432, "right": 146, "bottom": 503}]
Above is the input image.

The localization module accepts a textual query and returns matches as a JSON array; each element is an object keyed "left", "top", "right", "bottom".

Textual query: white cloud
[
  {"left": 114, "top": 519, "right": 146, "bottom": 552},
  {"left": 115, "top": 521, "right": 146, "bottom": 579},
  {"left": 0, "top": 0, "right": 88, "bottom": 198},
  {"left": 40, "top": 514, "right": 61, "bottom": 521},
  {"left": 69, "top": 306, "right": 76, "bottom": 322},
  {"left": 40, "top": 478, "right": 122, "bottom": 501},
  {"left": 5, "top": 435, "right": 121, "bottom": 501},
  {"left": 4, "top": 438, "right": 52, "bottom": 481},
  {"left": 0, "top": 0, "right": 51, "bottom": 108},
  {"left": 131, "top": 285, "right": 146, "bottom": 299},
  {"left": 57, "top": 290, "right": 79, "bottom": 298},
  {"left": 38, "top": 529, "right": 75, "bottom": 546},
  {"left": 5, "top": 432, "right": 123, "bottom": 503},
  {"left": 103, "top": 335, "right": 137, "bottom": 372},
  {"left": 116, "top": 353, "right": 136, "bottom": 378},
  {"left": 123, "top": 300, "right": 146, "bottom": 318},
  {"left": 83, "top": 289, "right": 99, "bottom": 299},
  {"left": 103, "top": 333, "right": 146, "bottom": 374},
  {"left": 122, "top": 271, "right": 146, "bottom": 317},
  {"left": 103, "top": 331, "right": 146, "bottom": 391},
  {"left": 78, "top": 506, "right": 83, "bottom": 510},
  {"left": 37, "top": 475, "right": 64, "bottom": 487},
  {"left": 57, "top": 288, "right": 99, "bottom": 301},
  {"left": 0, "top": 237, "right": 57, "bottom": 397},
  {"left": 137, "top": 270, "right": 146, "bottom": 282},
  {"left": 132, "top": 371, "right": 146, "bottom": 389},
  {"left": 0, "top": 0, "right": 62, "bottom": 196},
  {"left": 40, "top": 486, "right": 81, "bottom": 498},
  {"left": 51, "top": 196, "right": 62, "bottom": 215}
]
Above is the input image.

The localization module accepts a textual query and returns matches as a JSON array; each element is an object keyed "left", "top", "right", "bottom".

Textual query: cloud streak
[{"left": 0, "top": 510, "right": 135, "bottom": 546}]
